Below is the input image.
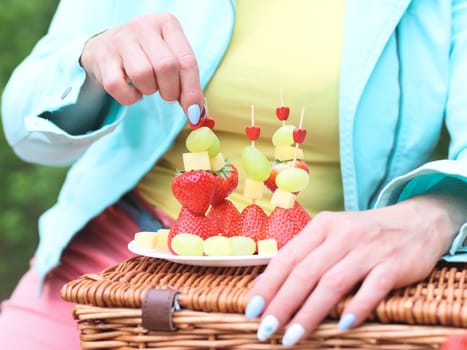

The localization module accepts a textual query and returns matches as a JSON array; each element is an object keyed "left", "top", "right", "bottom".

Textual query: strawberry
[
  {"left": 211, "top": 162, "right": 239, "bottom": 205},
  {"left": 268, "top": 207, "right": 296, "bottom": 249},
  {"left": 207, "top": 199, "right": 241, "bottom": 237},
  {"left": 168, "top": 207, "right": 216, "bottom": 253},
  {"left": 264, "top": 160, "right": 309, "bottom": 192},
  {"left": 290, "top": 201, "right": 312, "bottom": 231},
  {"left": 171, "top": 170, "right": 216, "bottom": 215},
  {"left": 239, "top": 204, "right": 269, "bottom": 242},
  {"left": 264, "top": 162, "right": 289, "bottom": 192},
  {"left": 268, "top": 203, "right": 311, "bottom": 249}
]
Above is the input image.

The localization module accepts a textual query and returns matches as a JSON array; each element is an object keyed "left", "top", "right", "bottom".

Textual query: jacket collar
[
  {"left": 339, "top": 0, "right": 411, "bottom": 121},
  {"left": 338, "top": 0, "right": 411, "bottom": 210}
]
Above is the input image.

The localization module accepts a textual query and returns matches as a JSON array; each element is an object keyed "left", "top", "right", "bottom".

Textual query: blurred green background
[{"left": 0, "top": 0, "right": 65, "bottom": 301}]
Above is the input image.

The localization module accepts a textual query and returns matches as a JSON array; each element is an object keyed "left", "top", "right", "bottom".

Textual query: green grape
[
  {"left": 241, "top": 146, "right": 271, "bottom": 181},
  {"left": 186, "top": 127, "right": 218, "bottom": 153},
  {"left": 272, "top": 125, "right": 296, "bottom": 146},
  {"left": 204, "top": 235, "right": 232, "bottom": 256},
  {"left": 275, "top": 167, "right": 309, "bottom": 192},
  {"left": 171, "top": 233, "right": 204, "bottom": 256},
  {"left": 207, "top": 134, "right": 221, "bottom": 157},
  {"left": 229, "top": 236, "right": 256, "bottom": 256}
]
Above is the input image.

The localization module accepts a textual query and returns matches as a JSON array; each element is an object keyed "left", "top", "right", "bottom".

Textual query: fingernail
[
  {"left": 338, "top": 313, "right": 356, "bottom": 331},
  {"left": 282, "top": 323, "right": 305, "bottom": 347},
  {"left": 257, "top": 314, "right": 279, "bottom": 341},
  {"left": 187, "top": 104, "right": 201, "bottom": 124},
  {"left": 245, "top": 295, "right": 265, "bottom": 319},
  {"left": 255, "top": 273, "right": 264, "bottom": 282}
]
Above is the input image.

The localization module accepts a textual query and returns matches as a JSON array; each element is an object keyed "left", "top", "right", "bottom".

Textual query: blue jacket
[{"left": 2, "top": 0, "right": 467, "bottom": 286}]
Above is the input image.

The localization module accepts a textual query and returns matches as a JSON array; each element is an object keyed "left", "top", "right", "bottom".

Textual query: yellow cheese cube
[
  {"left": 210, "top": 152, "right": 225, "bottom": 172},
  {"left": 274, "top": 145, "right": 304, "bottom": 161},
  {"left": 134, "top": 231, "right": 159, "bottom": 249},
  {"left": 271, "top": 189, "right": 296, "bottom": 209},
  {"left": 257, "top": 238, "right": 278, "bottom": 255},
  {"left": 243, "top": 178, "right": 264, "bottom": 200},
  {"left": 156, "top": 229, "right": 170, "bottom": 252},
  {"left": 183, "top": 151, "right": 211, "bottom": 171}
]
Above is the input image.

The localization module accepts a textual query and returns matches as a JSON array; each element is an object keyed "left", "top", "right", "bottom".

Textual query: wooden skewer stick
[
  {"left": 298, "top": 106, "right": 305, "bottom": 129},
  {"left": 293, "top": 106, "right": 305, "bottom": 166},
  {"left": 251, "top": 104, "right": 255, "bottom": 147},
  {"left": 279, "top": 87, "right": 286, "bottom": 126}
]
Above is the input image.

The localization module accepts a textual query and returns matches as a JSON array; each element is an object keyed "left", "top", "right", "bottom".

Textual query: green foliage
[{"left": 0, "top": 0, "right": 64, "bottom": 300}]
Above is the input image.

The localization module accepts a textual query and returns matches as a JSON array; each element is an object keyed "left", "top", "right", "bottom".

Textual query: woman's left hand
[{"left": 245, "top": 194, "right": 461, "bottom": 347}]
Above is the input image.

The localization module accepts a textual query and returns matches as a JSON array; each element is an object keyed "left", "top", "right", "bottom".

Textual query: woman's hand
[
  {"left": 245, "top": 194, "right": 463, "bottom": 347},
  {"left": 80, "top": 13, "right": 204, "bottom": 122}
]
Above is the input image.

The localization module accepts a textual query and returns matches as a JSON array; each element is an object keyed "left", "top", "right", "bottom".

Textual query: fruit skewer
[
  {"left": 292, "top": 106, "right": 307, "bottom": 165},
  {"left": 275, "top": 87, "right": 290, "bottom": 127},
  {"left": 241, "top": 105, "right": 271, "bottom": 202}
]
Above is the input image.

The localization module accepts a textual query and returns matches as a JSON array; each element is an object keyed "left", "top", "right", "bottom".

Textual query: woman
[{"left": 1, "top": 0, "right": 466, "bottom": 348}]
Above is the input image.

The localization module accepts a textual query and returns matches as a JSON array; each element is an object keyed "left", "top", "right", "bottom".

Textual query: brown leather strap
[{"left": 142, "top": 289, "right": 179, "bottom": 331}]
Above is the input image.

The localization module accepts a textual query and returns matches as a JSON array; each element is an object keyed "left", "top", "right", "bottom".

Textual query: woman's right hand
[{"left": 80, "top": 13, "right": 204, "bottom": 121}]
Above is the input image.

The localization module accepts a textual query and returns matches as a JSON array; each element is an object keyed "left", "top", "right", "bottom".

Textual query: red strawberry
[
  {"left": 171, "top": 170, "right": 216, "bottom": 215},
  {"left": 264, "top": 160, "right": 309, "bottom": 192},
  {"left": 239, "top": 204, "right": 269, "bottom": 242},
  {"left": 211, "top": 162, "right": 239, "bottom": 205},
  {"left": 168, "top": 207, "right": 216, "bottom": 253},
  {"left": 207, "top": 199, "right": 241, "bottom": 237},
  {"left": 268, "top": 207, "right": 296, "bottom": 249},
  {"left": 204, "top": 116, "right": 216, "bottom": 129},
  {"left": 264, "top": 162, "right": 289, "bottom": 192},
  {"left": 293, "top": 128, "right": 307, "bottom": 144},
  {"left": 188, "top": 116, "right": 205, "bottom": 130},
  {"left": 290, "top": 201, "right": 312, "bottom": 231},
  {"left": 275, "top": 106, "right": 290, "bottom": 121},
  {"left": 245, "top": 125, "right": 261, "bottom": 141}
]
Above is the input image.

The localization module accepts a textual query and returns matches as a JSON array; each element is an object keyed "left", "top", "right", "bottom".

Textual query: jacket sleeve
[
  {"left": 375, "top": 0, "right": 467, "bottom": 262},
  {"left": 1, "top": 0, "right": 127, "bottom": 166}
]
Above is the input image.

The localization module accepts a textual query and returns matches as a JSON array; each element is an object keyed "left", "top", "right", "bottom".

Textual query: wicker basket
[{"left": 61, "top": 256, "right": 467, "bottom": 349}]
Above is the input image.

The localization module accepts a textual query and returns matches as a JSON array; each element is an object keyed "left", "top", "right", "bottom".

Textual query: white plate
[{"left": 128, "top": 241, "right": 273, "bottom": 267}]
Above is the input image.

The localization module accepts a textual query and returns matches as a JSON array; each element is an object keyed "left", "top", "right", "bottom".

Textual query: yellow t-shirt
[{"left": 137, "top": 0, "right": 346, "bottom": 219}]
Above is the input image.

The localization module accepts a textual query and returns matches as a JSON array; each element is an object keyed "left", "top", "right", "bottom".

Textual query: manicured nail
[
  {"left": 282, "top": 323, "right": 305, "bottom": 347},
  {"left": 245, "top": 295, "right": 265, "bottom": 319},
  {"left": 255, "top": 273, "right": 264, "bottom": 282},
  {"left": 187, "top": 104, "right": 201, "bottom": 124},
  {"left": 338, "top": 313, "right": 356, "bottom": 331},
  {"left": 257, "top": 314, "right": 279, "bottom": 341}
]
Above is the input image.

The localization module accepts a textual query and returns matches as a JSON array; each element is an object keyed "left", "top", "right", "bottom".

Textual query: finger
[
  {"left": 280, "top": 252, "right": 370, "bottom": 347},
  {"left": 245, "top": 222, "right": 326, "bottom": 318},
  {"left": 158, "top": 14, "right": 203, "bottom": 113},
  {"left": 254, "top": 238, "right": 348, "bottom": 342},
  {"left": 99, "top": 56, "right": 142, "bottom": 105},
  {"left": 142, "top": 33, "right": 181, "bottom": 103},
  {"left": 119, "top": 38, "right": 158, "bottom": 96},
  {"left": 337, "top": 262, "right": 397, "bottom": 331}
]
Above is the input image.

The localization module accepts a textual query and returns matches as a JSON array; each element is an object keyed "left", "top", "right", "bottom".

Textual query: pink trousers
[{"left": 0, "top": 192, "right": 170, "bottom": 349}]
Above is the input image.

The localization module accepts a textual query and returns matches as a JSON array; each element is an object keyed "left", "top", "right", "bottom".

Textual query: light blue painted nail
[
  {"left": 257, "top": 314, "right": 279, "bottom": 341},
  {"left": 245, "top": 295, "right": 265, "bottom": 319},
  {"left": 338, "top": 313, "right": 356, "bottom": 331},
  {"left": 187, "top": 104, "right": 201, "bottom": 124},
  {"left": 282, "top": 323, "right": 305, "bottom": 347}
]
